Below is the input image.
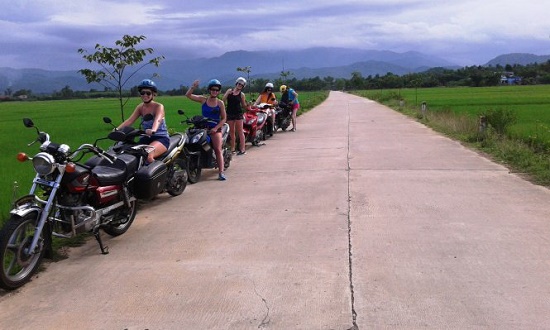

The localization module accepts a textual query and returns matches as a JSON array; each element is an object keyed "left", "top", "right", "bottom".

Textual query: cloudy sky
[{"left": 1, "top": 0, "right": 549, "bottom": 71}]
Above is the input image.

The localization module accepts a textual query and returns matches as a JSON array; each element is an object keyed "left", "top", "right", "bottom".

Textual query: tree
[
  {"left": 78, "top": 35, "right": 164, "bottom": 121},
  {"left": 279, "top": 70, "right": 293, "bottom": 83}
]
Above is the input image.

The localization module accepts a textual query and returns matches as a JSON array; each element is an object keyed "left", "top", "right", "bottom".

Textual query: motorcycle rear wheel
[
  {"left": 0, "top": 212, "right": 46, "bottom": 290},
  {"left": 103, "top": 200, "right": 137, "bottom": 236},
  {"left": 167, "top": 158, "right": 188, "bottom": 196}
]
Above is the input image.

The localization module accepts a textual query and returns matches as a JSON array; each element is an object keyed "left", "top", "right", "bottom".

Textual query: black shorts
[{"left": 227, "top": 112, "right": 244, "bottom": 121}]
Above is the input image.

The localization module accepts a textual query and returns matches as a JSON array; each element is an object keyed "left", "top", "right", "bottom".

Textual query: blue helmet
[
  {"left": 207, "top": 79, "right": 222, "bottom": 90},
  {"left": 138, "top": 79, "right": 157, "bottom": 92}
]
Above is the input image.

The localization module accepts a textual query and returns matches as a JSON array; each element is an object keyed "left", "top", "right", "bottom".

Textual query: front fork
[{"left": 24, "top": 174, "right": 64, "bottom": 257}]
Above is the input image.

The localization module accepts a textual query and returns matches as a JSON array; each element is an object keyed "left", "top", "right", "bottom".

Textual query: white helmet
[
  {"left": 265, "top": 82, "right": 274, "bottom": 89},
  {"left": 236, "top": 77, "right": 247, "bottom": 86}
]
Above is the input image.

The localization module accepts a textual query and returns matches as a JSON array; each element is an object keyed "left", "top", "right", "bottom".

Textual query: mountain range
[{"left": 1, "top": 48, "right": 548, "bottom": 95}]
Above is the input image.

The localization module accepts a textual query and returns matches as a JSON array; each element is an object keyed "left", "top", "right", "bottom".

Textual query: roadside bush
[{"left": 482, "top": 108, "right": 517, "bottom": 135}]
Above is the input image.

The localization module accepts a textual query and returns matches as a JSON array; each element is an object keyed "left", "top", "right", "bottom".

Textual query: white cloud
[{"left": 48, "top": 1, "right": 162, "bottom": 26}]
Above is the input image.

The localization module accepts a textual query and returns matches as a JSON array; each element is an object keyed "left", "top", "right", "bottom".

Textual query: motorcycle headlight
[
  {"left": 32, "top": 152, "right": 56, "bottom": 175},
  {"left": 191, "top": 131, "right": 204, "bottom": 144}
]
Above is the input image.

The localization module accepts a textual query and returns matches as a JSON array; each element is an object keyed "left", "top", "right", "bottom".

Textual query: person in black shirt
[{"left": 222, "top": 77, "right": 248, "bottom": 155}]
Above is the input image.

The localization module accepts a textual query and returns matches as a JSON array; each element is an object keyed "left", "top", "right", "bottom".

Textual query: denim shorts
[{"left": 139, "top": 135, "right": 170, "bottom": 149}]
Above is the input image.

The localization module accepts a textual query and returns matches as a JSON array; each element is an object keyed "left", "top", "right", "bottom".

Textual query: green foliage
[
  {"left": 482, "top": 108, "right": 517, "bottom": 135},
  {"left": 78, "top": 35, "right": 165, "bottom": 121}
]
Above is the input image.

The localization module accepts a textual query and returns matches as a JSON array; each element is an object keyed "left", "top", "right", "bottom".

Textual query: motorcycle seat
[{"left": 92, "top": 164, "right": 127, "bottom": 186}]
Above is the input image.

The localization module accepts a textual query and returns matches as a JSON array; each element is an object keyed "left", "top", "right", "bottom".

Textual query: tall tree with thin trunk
[{"left": 78, "top": 35, "right": 164, "bottom": 121}]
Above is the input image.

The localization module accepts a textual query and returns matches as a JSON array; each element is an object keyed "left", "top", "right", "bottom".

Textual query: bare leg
[
  {"left": 148, "top": 141, "right": 167, "bottom": 163},
  {"left": 210, "top": 132, "right": 224, "bottom": 173},
  {"left": 236, "top": 119, "right": 246, "bottom": 153},
  {"left": 228, "top": 120, "right": 236, "bottom": 153}
]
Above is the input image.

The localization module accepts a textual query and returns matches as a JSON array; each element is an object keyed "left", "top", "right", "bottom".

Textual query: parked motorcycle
[
  {"left": 274, "top": 101, "right": 293, "bottom": 132},
  {"left": 256, "top": 103, "right": 276, "bottom": 138},
  {"left": 178, "top": 110, "right": 231, "bottom": 183},
  {"left": 98, "top": 116, "right": 188, "bottom": 197},
  {"left": 243, "top": 104, "right": 270, "bottom": 146},
  {"left": 0, "top": 117, "right": 187, "bottom": 290}
]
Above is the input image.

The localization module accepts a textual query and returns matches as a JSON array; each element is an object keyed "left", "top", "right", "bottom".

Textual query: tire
[
  {"left": 0, "top": 212, "right": 46, "bottom": 290},
  {"left": 102, "top": 199, "right": 138, "bottom": 236},
  {"left": 281, "top": 118, "right": 291, "bottom": 131},
  {"left": 224, "top": 150, "right": 231, "bottom": 169},
  {"left": 166, "top": 158, "right": 188, "bottom": 196},
  {"left": 187, "top": 155, "right": 201, "bottom": 184}
]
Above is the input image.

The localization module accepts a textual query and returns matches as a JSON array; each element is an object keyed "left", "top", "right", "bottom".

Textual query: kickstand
[{"left": 93, "top": 229, "right": 109, "bottom": 255}]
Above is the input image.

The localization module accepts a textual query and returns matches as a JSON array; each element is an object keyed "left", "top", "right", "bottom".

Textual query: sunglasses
[
  {"left": 266, "top": 88, "right": 272, "bottom": 91},
  {"left": 210, "top": 88, "right": 220, "bottom": 92},
  {"left": 236, "top": 83, "right": 244, "bottom": 87},
  {"left": 140, "top": 91, "right": 152, "bottom": 96}
]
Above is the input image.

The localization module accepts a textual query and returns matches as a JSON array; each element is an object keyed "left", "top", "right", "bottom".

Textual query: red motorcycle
[
  {"left": 0, "top": 117, "right": 187, "bottom": 290},
  {"left": 243, "top": 103, "right": 273, "bottom": 146}
]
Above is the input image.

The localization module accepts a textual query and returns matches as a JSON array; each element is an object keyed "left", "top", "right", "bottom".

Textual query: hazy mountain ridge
[
  {"left": 1, "top": 48, "right": 547, "bottom": 94},
  {"left": 485, "top": 53, "right": 550, "bottom": 66}
]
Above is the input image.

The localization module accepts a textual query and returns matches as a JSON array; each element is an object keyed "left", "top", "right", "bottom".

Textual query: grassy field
[
  {"left": 354, "top": 85, "right": 550, "bottom": 186},
  {"left": 362, "top": 85, "right": 550, "bottom": 141},
  {"left": 0, "top": 91, "right": 328, "bottom": 221}
]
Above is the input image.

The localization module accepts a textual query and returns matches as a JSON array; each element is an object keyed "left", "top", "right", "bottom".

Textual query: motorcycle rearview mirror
[
  {"left": 23, "top": 118, "right": 34, "bottom": 128},
  {"left": 178, "top": 109, "right": 185, "bottom": 115},
  {"left": 103, "top": 116, "right": 117, "bottom": 129},
  {"left": 23, "top": 117, "right": 43, "bottom": 138}
]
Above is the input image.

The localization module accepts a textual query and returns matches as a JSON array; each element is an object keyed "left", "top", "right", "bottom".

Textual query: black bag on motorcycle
[{"left": 133, "top": 160, "right": 168, "bottom": 199}]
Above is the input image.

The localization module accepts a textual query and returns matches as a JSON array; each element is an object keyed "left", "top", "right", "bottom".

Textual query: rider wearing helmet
[
  {"left": 222, "top": 77, "right": 248, "bottom": 155},
  {"left": 279, "top": 84, "right": 299, "bottom": 131},
  {"left": 185, "top": 79, "right": 228, "bottom": 180},
  {"left": 117, "top": 79, "right": 170, "bottom": 163},
  {"left": 255, "top": 82, "right": 278, "bottom": 105},
  {"left": 254, "top": 82, "right": 278, "bottom": 134}
]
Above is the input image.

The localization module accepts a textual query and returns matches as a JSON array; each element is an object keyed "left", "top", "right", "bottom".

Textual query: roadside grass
[
  {"left": 352, "top": 85, "right": 550, "bottom": 187},
  {"left": 0, "top": 91, "right": 328, "bottom": 224}
]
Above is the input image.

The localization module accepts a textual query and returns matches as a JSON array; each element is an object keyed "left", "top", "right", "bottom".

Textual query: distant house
[{"left": 500, "top": 72, "right": 522, "bottom": 85}]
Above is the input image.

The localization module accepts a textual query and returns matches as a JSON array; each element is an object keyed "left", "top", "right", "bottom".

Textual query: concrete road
[{"left": 1, "top": 91, "right": 549, "bottom": 329}]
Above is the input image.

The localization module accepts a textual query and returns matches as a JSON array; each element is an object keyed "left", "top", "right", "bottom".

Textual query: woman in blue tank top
[{"left": 185, "top": 79, "right": 228, "bottom": 181}]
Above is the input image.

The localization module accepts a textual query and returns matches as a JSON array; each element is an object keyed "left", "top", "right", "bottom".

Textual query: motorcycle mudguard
[{"left": 10, "top": 195, "right": 42, "bottom": 217}]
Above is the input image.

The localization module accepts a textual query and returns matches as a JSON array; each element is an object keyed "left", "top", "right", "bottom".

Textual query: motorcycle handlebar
[{"left": 72, "top": 144, "right": 115, "bottom": 164}]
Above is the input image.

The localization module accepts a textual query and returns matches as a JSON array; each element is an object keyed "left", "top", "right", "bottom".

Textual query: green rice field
[{"left": 361, "top": 85, "right": 550, "bottom": 143}]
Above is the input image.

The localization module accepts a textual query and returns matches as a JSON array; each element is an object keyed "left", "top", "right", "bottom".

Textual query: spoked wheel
[
  {"left": 103, "top": 199, "right": 138, "bottom": 236},
  {"left": 0, "top": 212, "right": 46, "bottom": 290},
  {"left": 167, "top": 158, "right": 188, "bottom": 196},
  {"left": 187, "top": 156, "right": 201, "bottom": 184}
]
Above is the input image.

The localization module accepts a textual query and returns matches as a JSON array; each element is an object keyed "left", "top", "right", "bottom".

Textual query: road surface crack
[
  {"left": 250, "top": 279, "right": 270, "bottom": 328},
  {"left": 346, "top": 102, "right": 359, "bottom": 330}
]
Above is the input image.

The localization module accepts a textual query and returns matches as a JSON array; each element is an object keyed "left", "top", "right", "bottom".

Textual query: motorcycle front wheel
[
  {"left": 187, "top": 155, "right": 202, "bottom": 184},
  {"left": 103, "top": 199, "right": 138, "bottom": 236},
  {"left": 0, "top": 212, "right": 46, "bottom": 290}
]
